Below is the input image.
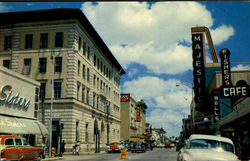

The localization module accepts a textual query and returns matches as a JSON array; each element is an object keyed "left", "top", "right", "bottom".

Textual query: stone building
[{"left": 0, "top": 8, "right": 125, "bottom": 153}]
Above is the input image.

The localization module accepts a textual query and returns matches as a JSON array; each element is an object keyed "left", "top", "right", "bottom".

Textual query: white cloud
[
  {"left": 122, "top": 76, "right": 192, "bottom": 136},
  {"left": 231, "top": 64, "right": 250, "bottom": 71},
  {"left": 81, "top": 2, "right": 234, "bottom": 75},
  {"left": 127, "top": 68, "right": 139, "bottom": 78}
]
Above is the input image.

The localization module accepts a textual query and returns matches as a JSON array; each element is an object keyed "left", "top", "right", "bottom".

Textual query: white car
[{"left": 177, "top": 134, "right": 239, "bottom": 161}]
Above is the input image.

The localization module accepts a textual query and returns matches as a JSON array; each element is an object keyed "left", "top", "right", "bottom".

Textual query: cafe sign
[{"left": 219, "top": 49, "right": 250, "bottom": 98}]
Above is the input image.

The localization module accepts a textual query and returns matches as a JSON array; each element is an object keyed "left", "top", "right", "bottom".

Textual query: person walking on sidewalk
[{"left": 75, "top": 141, "right": 80, "bottom": 155}]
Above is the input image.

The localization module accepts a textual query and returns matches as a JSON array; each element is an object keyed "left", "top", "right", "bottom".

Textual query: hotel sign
[{"left": 192, "top": 33, "right": 206, "bottom": 103}]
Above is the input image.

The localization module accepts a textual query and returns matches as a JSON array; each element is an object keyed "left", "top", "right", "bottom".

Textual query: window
[
  {"left": 23, "top": 139, "right": 28, "bottom": 145},
  {"left": 78, "top": 37, "right": 82, "bottom": 51},
  {"left": 97, "top": 58, "right": 99, "bottom": 69},
  {"left": 97, "top": 96, "right": 99, "bottom": 109},
  {"left": 4, "top": 36, "right": 12, "bottom": 50},
  {"left": 40, "top": 82, "right": 46, "bottom": 99},
  {"left": 82, "top": 87, "right": 85, "bottom": 103},
  {"left": 87, "top": 90, "right": 89, "bottom": 104},
  {"left": 76, "top": 121, "right": 79, "bottom": 141},
  {"left": 40, "top": 33, "right": 48, "bottom": 49},
  {"left": 77, "top": 84, "right": 80, "bottom": 100},
  {"left": 55, "top": 57, "right": 62, "bottom": 72},
  {"left": 39, "top": 58, "right": 47, "bottom": 73},
  {"left": 82, "top": 64, "right": 85, "bottom": 79},
  {"left": 54, "top": 81, "right": 62, "bottom": 98},
  {"left": 55, "top": 32, "right": 63, "bottom": 47},
  {"left": 93, "top": 74, "right": 96, "bottom": 87},
  {"left": 23, "top": 58, "right": 31, "bottom": 75},
  {"left": 3, "top": 60, "right": 10, "bottom": 69},
  {"left": 83, "top": 42, "right": 86, "bottom": 56},
  {"left": 78, "top": 60, "right": 81, "bottom": 76},
  {"left": 15, "top": 139, "right": 22, "bottom": 145},
  {"left": 101, "top": 62, "right": 103, "bottom": 72},
  {"left": 5, "top": 139, "right": 14, "bottom": 145},
  {"left": 87, "top": 46, "right": 90, "bottom": 59},
  {"left": 104, "top": 65, "right": 106, "bottom": 75},
  {"left": 85, "top": 124, "right": 89, "bottom": 143},
  {"left": 25, "top": 34, "right": 33, "bottom": 49},
  {"left": 97, "top": 78, "right": 99, "bottom": 90},
  {"left": 94, "top": 55, "right": 96, "bottom": 66},
  {"left": 87, "top": 68, "right": 90, "bottom": 82},
  {"left": 93, "top": 94, "right": 96, "bottom": 107}
]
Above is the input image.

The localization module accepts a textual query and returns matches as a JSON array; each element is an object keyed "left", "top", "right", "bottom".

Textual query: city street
[{"left": 62, "top": 148, "right": 178, "bottom": 161}]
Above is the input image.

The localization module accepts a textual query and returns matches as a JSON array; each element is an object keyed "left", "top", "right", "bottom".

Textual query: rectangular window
[
  {"left": 40, "top": 33, "right": 48, "bottom": 49},
  {"left": 55, "top": 32, "right": 63, "bottom": 48},
  {"left": 101, "top": 62, "right": 103, "bottom": 73},
  {"left": 94, "top": 55, "right": 96, "bottom": 66},
  {"left": 87, "top": 46, "right": 90, "bottom": 59},
  {"left": 97, "top": 96, "right": 99, "bottom": 109},
  {"left": 77, "top": 84, "right": 80, "bottom": 100},
  {"left": 87, "top": 90, "right": 89, "bottom": 104},
  {"left": 82, "top": 64, "right": 85, "bottom": 79},
  {"left": 55, "top": 57, "right": 62, "bottom": 72},
  {"left": 78, "top": 37, "right": 82, "bottom": 51},
  {"left": 25, "top": 34, "right": 33, "bottom": 49},
  {"left": 97, "top": 58, "right": 99, "bottom": 69},
  {"left": 87, "top": 68, "right": 90, "bottom": 82},
  {"left": 97, "top": 78, "right": 99, "bottom": 90},
  {"left": 82, "top": 87, "right": 85, "bottom": 103},
  {"left": 3, "top": 60, "right": 10, "bottom": 69},
  {"left": 78, "top": 60, "right": 81, "bottom": 76},
  {"left": 23, "top": 58, "right": 31, "bottom": 75},
  {"left": 93, "top": 94, "right": 96, "bottom": 108},
  {"left": 39, "top": 58, "right": 47, "bottom": 73},
  {"left": 93, "top": 74, "right": 96, "bottom": 87},
  {"left": 85, "top": 124, "right": 88, "bottom": 143},
  {"left": 83, "top": 42, "right": 86, "bottom": 56},
  {"left": 4, "top": 36, "right": 12, "bottom": 50},
  {"left": 40, "top": 82, "right": 46, "bottom": 99},
  {"left": 54, "top": 81, "right": 62, "bottom": 98}
]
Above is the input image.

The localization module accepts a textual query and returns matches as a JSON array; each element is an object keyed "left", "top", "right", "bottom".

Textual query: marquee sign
[
  {"left": 219, "top": 49, "right": 250, "bottom": 98},
  {"left": 192, "top": 33, "right": 206, "bottom": 103}
]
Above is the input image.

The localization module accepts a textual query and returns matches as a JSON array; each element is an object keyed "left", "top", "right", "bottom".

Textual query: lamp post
[
  {"left": 49, "top": 55, "right": 55, "bottom": 158},
  {"left": 176, "top": 82, "right": 195, "bottom": 134}
]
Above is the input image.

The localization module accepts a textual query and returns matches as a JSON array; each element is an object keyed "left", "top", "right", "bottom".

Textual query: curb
[{"left": 42, "top": 157, "right": 64, "bottom": 161}]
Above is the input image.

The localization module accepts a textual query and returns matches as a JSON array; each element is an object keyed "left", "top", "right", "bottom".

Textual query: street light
[
  {"left": 176, "top": 82, "right": 195, "bottom": 134},
  {"left": 49, "top": 55, "right": 55, "bottom": 158}
]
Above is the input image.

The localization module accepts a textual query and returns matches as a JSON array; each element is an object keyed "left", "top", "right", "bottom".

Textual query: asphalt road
[{"left": 62, "top": 148, "right": 178, "bottom": 161}]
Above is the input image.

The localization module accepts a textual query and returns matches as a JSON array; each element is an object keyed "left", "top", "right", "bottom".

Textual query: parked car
[
  {"left": 176, "top": 140, "right": 187, "bottom": 151},
  {"left": 165, "top": 141, "right": 171, "bottom": 148},
  {"left": 177, "top": 134, "right": 239, "bottom": 161},
  {"left": 121, "top": 141, "right": 131, "bottom": 151},
  {"left": 0, "top": 135, "right": 45, "bottom": 161},
  {"left": 131, "top": 141, "right": 146, "bottom": 153},
  {"left": 106, "top": 142, "right": 124, "bottom": 153}
]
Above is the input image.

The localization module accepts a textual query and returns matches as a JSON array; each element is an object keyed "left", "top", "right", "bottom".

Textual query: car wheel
[{"left": 35, "top": 154, "right": 43, "bottom": 161}]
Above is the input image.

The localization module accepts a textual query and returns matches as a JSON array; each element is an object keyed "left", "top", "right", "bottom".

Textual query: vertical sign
[
  {"left": 192, "top": 33, "right": 206, "bottom": 103},
  {"left": 212, "top": 88, "right": 220, "bottom": 122},
  {"left": 136, "top": 106, "right": 141, "bottom": 122},
  {"left": 219, "top": 48, "right": 232, "bottom": 87}
]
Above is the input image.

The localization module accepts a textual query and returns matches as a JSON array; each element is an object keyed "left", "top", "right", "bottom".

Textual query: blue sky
[{"left": 1, "top": 2, "right": 249, "bottom": 137}]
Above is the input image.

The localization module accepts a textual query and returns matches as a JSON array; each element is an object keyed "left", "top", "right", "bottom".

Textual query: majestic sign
[
  {"left": 219, "top": 49, "right": 250, "bottom": 98},
  {"left": 0, "top": 85, "right": 30, "bottom": 110},
  {"left": 120, "top": 94, "right": 130, "bottom": 102},
  {"left": 192, "top": 33, "right": 206, "bottom": 103},
  {"left": 136, "top": 106, "right": 141, "bottom": 122}
]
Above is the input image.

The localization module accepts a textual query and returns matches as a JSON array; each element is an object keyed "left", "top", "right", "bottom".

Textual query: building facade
[
  {"left": 0, "top": 9, "right": 125, "bottom": 153},
  {"left": 120, "top": 94, "right": 137, "bottom": 140}
]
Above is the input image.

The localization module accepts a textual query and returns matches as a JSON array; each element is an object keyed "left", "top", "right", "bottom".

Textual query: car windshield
[{"left": 190, "top": 139, "right": 234, "bottom": 153}]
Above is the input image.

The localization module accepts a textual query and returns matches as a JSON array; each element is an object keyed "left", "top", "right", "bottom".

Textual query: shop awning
[{"left": 0, "top": 115, "right": 48, "bottom": 136}]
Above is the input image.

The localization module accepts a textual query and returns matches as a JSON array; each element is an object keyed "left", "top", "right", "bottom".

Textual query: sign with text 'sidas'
[{"left": 192, "top": 33, "right": 206, "bottom": 103}]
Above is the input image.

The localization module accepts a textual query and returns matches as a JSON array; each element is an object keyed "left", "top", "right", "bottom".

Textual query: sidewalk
[{"left": 42, "top": 151, "right": 106, "bottom": 161}]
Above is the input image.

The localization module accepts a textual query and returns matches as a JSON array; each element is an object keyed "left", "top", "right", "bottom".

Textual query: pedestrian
[
  {"left": 75, "top": 140, "right": 80, "bottom": 155},
  {"left": 60, "top": 140, "right": 66, "bottom": 156}
]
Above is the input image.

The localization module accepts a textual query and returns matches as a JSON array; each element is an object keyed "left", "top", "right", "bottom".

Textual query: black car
[{"left": 131, "top": 141, "right": 146, "bottom": 153}]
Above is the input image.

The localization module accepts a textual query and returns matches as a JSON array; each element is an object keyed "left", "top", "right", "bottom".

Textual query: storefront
[{"left": 0, "top": 66, "right": 48, "bottom": 145}]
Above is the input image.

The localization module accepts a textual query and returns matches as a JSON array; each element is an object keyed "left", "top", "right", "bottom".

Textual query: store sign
[
  {"left": 0, "top": 85, "right": 30, "bottom": 110},
  {"left": 136, "top": 106, "right": 141, "bottom": 122},
  {"left": 219, "top": 49, "right": 250, "bottom": 98},
  {"left": 212, "top": 88, "right": 220, "bottom": 122},
  {"left": 120, "top": 94, "right": 130, "bottom": 102},
  {"left": 192, "top": 33, "right": 206, "bottom": 103},
  {"left": 0, "top": 117, "right": 26, "bottom": 128}
]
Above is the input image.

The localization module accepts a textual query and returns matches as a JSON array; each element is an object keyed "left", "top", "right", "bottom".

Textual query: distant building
[
  {"left": 0, "top": 8, "right": 125, "bottom": 153},
  {"left": 136, "top": 99, "right": 147, "bottom": 137}
]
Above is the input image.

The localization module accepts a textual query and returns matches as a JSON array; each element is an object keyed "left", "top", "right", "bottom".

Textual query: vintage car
[
  {"left": 106, "top": 142, "right": 124, "bottom": 153},
  {"left": 131, "top": 141, "right": 146, "bottom": 153},
  {"left": 177, "top": 134, "right": 239, "bottom": 161},
  {"left": 0, "top": 135, "right": 45, "bottom": 161}
]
